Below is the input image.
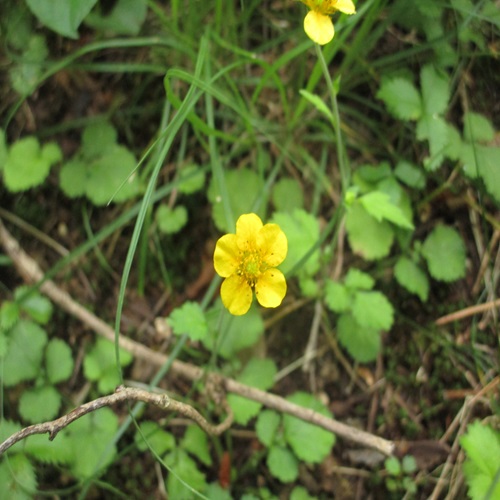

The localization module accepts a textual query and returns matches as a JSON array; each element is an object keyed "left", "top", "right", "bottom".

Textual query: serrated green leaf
[
  {"left": 0, "top": 301, "right": 20, "bottom": 331},
  {"left": 344, "top": 268, "right": 374, "bottom": 290},
  {"left": 208, "top": 168, "right": 264, "bottom": 233},
  {"left": 14, "top": 286, "right": 53, "bottom": 324},
  {"left": 168, "top": 301, "right": 208, "bottom": 341},
  {"left": 0, "top": 453, "right": 38, "bottom": 499},
  {"left": 420, "top": 64, "right": 449, "bottom": 115},
  {"left": 359, "top": 191, "right": 414, "bottom": 229},
  {"left": 19, "top": 386, "right": 61, "bottom": 423},
  {"left": 83, "top": 337, "right": 133, "bottom": 394},
  {"left": 228, "top": 358, "right": 277, "bottom": 425},
  {"left": 337, "top": 313, "right": 381, "bottom": 362},
  {"left": 299, "top": 90, "right": 334, "bottom": 123},
  {"left": 272, "top": 178, "right": 304, "bottom": 213},
  {"left": 4, "top": 137, "right": 60, "bottom": 192},
  {"left": 463, "top": 112, "right": 495, "bottom": 143},
  {"left": 0, "top": 420, "right": 23, "bottom": 454},
  {"left": 24, "top": 432, "right": 72, "bottom": 464},
  {"left": 461, "top": 421, "right": 500, "bottom": 500},
  {"left": 204, "top": 300, "right": 264, "bottom": 359},
  {"left": 377, "top": 78, "right": 422, "bottom": 121},
  {"left": 283, "top": 392, "right": 335, "bottom": 463},
  {"left": 156, "top": 204, "right": 188, "bottom": 234},
  {"left": 63, "top": 407, "right": 118, "bottom": 478},
  {"left": 267, "top": 445, "right": 299, "bottom": 483},
  {"left": 165, "top": 448, "right": 207, "bottom": 498},
  {"left": 324, "top": 280, "right": 351, "bottom": 313},
  {"left": 345, "top": 203, "right": 394, "bottom": 261},
  {"left": 417, "top": 114, "right": 449, "bottom": 171},
  {"left": 135, "top": 421, "right": 175, "bottom": 455},
  {"left": 352, "top": 291, "right": 394, "bottom": 331},
  {"left": 394, "top": 161, "right": 426, "bottom": 189},
  {"left": 45, "top": 338, "right": 74, "bottom": 384},
  {"left": 256, "top": 410, "right": 281, "bottom": 447},
  {"left": 272, "top": 209, "right": 320, "bottom": 277},
  {"left": 85, "top": 0, "right": 147, "bottom": 36},
  {"left": 181, "top": 425, "right": 212, "bottom": 466},
  {"left": 1, "top": 320, "right": 47, "bottom": 386},
  {"left": 26, "top": 0, "right": 98, "bottom": 38},
  {"left": 421, "top": 225, "right": 466, "bottom": 282},
  {"left": 177, "top": 165, "right": 205, "bottom": 194},
  {"left": 394, "top": 257, "right": 429, "bottom": 302},
  {"left": 443, "top": 124, "right": 462, "bottom": 161}
]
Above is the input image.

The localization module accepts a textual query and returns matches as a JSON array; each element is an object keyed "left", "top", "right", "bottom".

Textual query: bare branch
[
  {"left": 0, "top": 386, "right": 233, "bottom": 455},
  {"left": 0, "top": 218, "right": 396, "bottom": 458}
]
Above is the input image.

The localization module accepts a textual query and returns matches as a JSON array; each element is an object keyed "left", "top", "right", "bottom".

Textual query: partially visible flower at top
[
  {"left": 300, "top": 0, "right": 356, "bottom": 45},
  {"left": 213, "top": 213, "right": 288, "bottom": 316}
]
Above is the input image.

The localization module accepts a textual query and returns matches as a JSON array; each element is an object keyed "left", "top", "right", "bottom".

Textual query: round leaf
[{"left": 45, "top": 338, "right": 74, "bottom": 384}]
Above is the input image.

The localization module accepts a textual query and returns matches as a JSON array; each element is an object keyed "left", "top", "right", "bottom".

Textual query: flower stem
[{"left": 314, "top": 43, "right": 350, "bottom": 194}]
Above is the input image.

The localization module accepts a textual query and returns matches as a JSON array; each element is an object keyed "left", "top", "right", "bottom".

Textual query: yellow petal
[
  {"left": 214, "top": 234, "right": 240, "bottom": 278},
  {"left": 334, "top": 0, "right": 356, "bottom": 15},
  {"left": 304, "top": 10, "right": 335, "bottom": 45},
  {"left": 255, "top": 269, "right": 287, "bottom": 308},
  {"left": 236, "top": 213, "right": 263, "bottom": 251},
  {"left": 257, "top": 223, "right": 288, "bottom": 267},
  {"left": 221, "top": 275, "right": 253, "bottom": 315}
]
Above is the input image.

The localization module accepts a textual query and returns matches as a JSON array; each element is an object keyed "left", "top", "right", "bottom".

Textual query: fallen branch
[
  {"left": 0, "top": 218, "right": 395, "bottom": 457},
  {"left": 0, "top": 385, "right": 233, "bottom": 455}
]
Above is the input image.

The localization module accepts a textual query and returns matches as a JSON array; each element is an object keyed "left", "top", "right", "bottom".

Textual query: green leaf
[
  {"left": 256, "top": 410, "right": 281, "bottom": 447},
  {"left": 352, "top": 291, "right": 394, "bottom": 331},
  {"left": 168, "top": 301, "right": 208, "bottom": 341},
  {"left": 290, "top": 486, "right": 318, "bottom": 500},
  {"left": 63, "top": 407, "right": 118, "bottom": 478},
  {"left": 19, "top": 386, "right": 61, "bottom": 423},
  {"left": 416, "top": 114, "right": 449, "bottom": 171},
  {"left": 461, "top": 421, "right": 500, "bottom": 500},
  {"left": 337, "top": 313, "right": 381, "bottom": 362},
  {"left": 228, "top": 358, "right": 277, "bottom": 425},
  {"left": 0, "top": 301, "right": 20, "bottom": 331},
  {"left": 59, "top": 160, "right": 87, "bottom": 197},
  {"left": 26, "top": 0, "right": 98, "bottom": 38},
  {"left": 84, "top": 0, "right": 148, "bottom": 36},
  {"left": 283, "top": 392, "right": 335, "bottom": 463},
  {"left": 443, "top": 124, "right": 463, "bottom": 161},
  {"left": 324, "top": 280, "right": 351, "bottom": 313},
  {"left": 156, "top": 205, "right": 188, "bottom": 235},
  {"left": 394, "top": 161, "right": 426, "bottom": 189},
  {"left": 402, "top": 455, "right": 417, "bottom": 474},
  {"left": 204, "top": 300, "right": 264, "bottom": 358},
  {"left": 272, "top": 209, "right": 320, "bottom": 277},
  {"left": 177, "top": 165, "right": 206, "bottom": 194},
  {"left": 299, "top": 90, "right": 334, "bottom": 123},
  {"left": 15, "top": 286, "right": 53, "bottom": 324},
  {"left": 0, "top": 420, "right": 23, "bottom": 454},
  {"left": 421, "top": 225, "right": 466, "bottom": 282},
  {"left": 83, "top": 337, "right": 133, "bottom": 394},
  {"left": 45, "top": 338, "right": 74, "bottom": 384},
  {"left": 181, "top": 425, "right": 212, "bottom": 467},
  {"left": 267, "top": 445, "right": 299, "bottom": 483},
  {"left": 1, "top": 320, "right": 48, "bottom": 386},
  {"left": 4, "top": 137, "right": 61, "bottom": 192},
  {"left": 359, "top": 191, "right": 414, "bottom": 229},
  {"left": 461, "top": 143, "right": 500, "bottom": 203},
  {"left": 208, "top": 168, "right": 264, "bottom": 233},
  {"left": 86, "top": 145, "right": 139, "bottom": 205},
  {"left": 385, "top": 456, "right": 402, "bottom": 476},
  {"left": 135, "top": 421, "right": 175, "bottom": 455},
  {"left": 394, "top": 257, "right": 429, "bottom": 302},
  {"left": 420, "top": 64, "right": 449, "bottom": 115},
  {"left": 0, "top": 453, "right": 38, "bottom": 499},
  {"left": 463, "top": 112, "right": 495, "bottom": 143},
  {"left": 376, "top": 78, "right": 422, "bottom": 121},
  {"left": 344, "top": 268, "right": 374, "bottom": 290},
  {"left": 24, "top": 432, "right": 72, "bottom": 464},
  {"left": 165, "top": 448, "right": 207, "bottom": 498},
  {"left": 272, "top": 178, "right": 304, "bottom": 213},
  {"left": 345, "top": 203, "right": 394, "bottom": 260},
  {"left": 0, "top": 128, "right": 8, "bottom": 168},
  {"left": 81, "top": 122, "right": 117, "bottom": 158}
]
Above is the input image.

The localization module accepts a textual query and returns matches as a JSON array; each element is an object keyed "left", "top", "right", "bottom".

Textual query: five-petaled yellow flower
[
  {"left": 300, "top": 0, "right": 356, "bottom": 45},
  {"left": 214, "top": 213, "right": 288, "bottom": 316}
]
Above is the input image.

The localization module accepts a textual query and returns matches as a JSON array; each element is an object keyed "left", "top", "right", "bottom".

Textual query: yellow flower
[
  {"left": 300, "top": 0, "right": 356, "bottom": 45},
  {"left": 214, "top": 213, "right": 288, "bottom": 316}
]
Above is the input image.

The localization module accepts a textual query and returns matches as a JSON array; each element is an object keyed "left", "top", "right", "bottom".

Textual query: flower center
[{"left": 238, "top": 250, "right": 266, "bottom": 287}]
